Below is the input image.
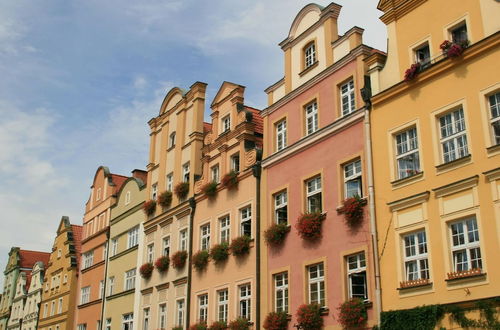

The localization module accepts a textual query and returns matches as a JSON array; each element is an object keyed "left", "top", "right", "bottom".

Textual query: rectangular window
[
  {"left": 166, "top": 173, "right": 173, "bottom": 191},
  {"left": 169, "top": 132, "right": 176, "bottom": 148},
  {"left": 276, "top": 120, "right": 287, "bottom": 151},
  {"left": 395, "top": 127, "right": 420, "bottom": 179},
  {"left": 344, "top": 159, "right": 362, "bottom": 198},
  {"left": 158, "top": 304, "right": 167, "bottom": 329},
  {"left": 200, "top": 224, "right": 211, "bottom": 251},
  {"left": 58, "top": 298, "right": 63, "bottom": 313},
  {"left": 222, "top": 115, "right": 231, "bottom": 133},
  {"left": 198, "top": 294, "right": 208, "bottom": 323},
  {"left": 124, "top": 269, "right": 136, "bottom": 291},
  {"left": 218, "top": 289, "right": 229, "bottom": 322},
  {"left": 143, "top": 308, "right": 150, "bottom": 330},
  {"left": 122, "top": 313, "right": 133, "bottom": 330},
  {"left": 240, "top": 206, "right": 252, "bottom": 237},
  {"left": 308, "top": 263, "right": 325, "bottom": 306},
  {"left": 304, "top": 42, "right": 316, "bottom": 68},
  {"left": 77, "top": 325, "right": 87, "bottom": 330},
  {"left": 306, "top": 176, "right": 322, "bottom": 213},
  {"left": 403, "top": 231, "right": 429, "bottom": 281},
  {"left": 305, "top": 101, "right": 319, "bottom": 135},
  {"left": 43, "top": 303, "right": 48, "bottom": 317},
  {"left": 274, "top": 191, "right": 288, "bottom": 225},
  {"left": 108, "top": 277, "right": 115, "bottom": 296},
  {"left": 341, "top": 80, "right": 356, "bottom": 116},
  {"left": 96, "top": 188, "right": 101, "bottom": 201},
  {"left": 176, "top": 299, "right": 185, "bottom": 327},
  {"left": 162, "top": 236, "right": 170, "bottom": 257},
  {"left": 450, "top": 217, "right": 482, "bottom": 272},
  {"left": 274, "top": 272, "right": 288, "bottom": 313},
  {"left": 211, "top": 165, "right": 220, "bottom": 183},
  {"left": 111, "top": 238, "right": 118, "bottom": 257},
  {"left": 151, "top": 183, "right": 158, "bottom": 200},
  {"left": 127, "top": 226, "right": 139, "bottom": 248},
  {"left": 239, "top": 284, "right": 251, "bottom": 320},
  {"left": 231, "top": 153, "right": 240, "bottom": 172},
  {"left": 179, "top": 229, "right": 188, "bottom": 251},
  {"left": 105, "top": 318, "right": 111, "bottom": 330},
  {"left": 451, "top": 23, "right": 468, "bottom": 44},
  {"left": 488, "top": 92, "right": 500, "bottom": 145},
  {"left": 80, "top": 286, "right": 90, "bottom": 305},
  {"left": 183, "top": 163, "right": 190, "bottom": 182},
  {"left": 415, "top": 43, "right": 430, "bottom": 65},
  {"left": 147, "top": 243, "right": 154, "bottom": 263},
  {"left": 219, "top": 215, "right": 230, "bottom": 243},
  {"left": 82, "top": 251, "right": 94, "bottom": 269},
  {"left": 439, "top": 108, "right": 468, "bottom": 163},
  {"left": 99, "top": 280, "right": 104, "bottom": 299},
  {"left": 51, "top": 300, "right": 55, "bottom": 316},
  {"left": 347, "top": 253, "right": 368, "bottom": 300}
]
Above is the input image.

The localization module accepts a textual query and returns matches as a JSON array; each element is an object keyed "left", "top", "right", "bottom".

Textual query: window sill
[
  {"left": 299, "top": 61, "right": 319, "bottom": 77},
  {"left": 435, "top": 154, "right": 471, "bottom": 172},
  {"left": 398, "top": 278, "right": 431, "bottom": 290},
  {"left": 446, "top": 268, "right": 485, "bottom": 282},
  {"left": 391, "top": 171, "right": 424, "bottom": 188}
]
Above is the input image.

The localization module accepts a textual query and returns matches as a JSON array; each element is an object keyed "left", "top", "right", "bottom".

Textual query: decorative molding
[
  {"left": 432, "top": 175, "right": 478, "bottom": 198},
  {"left": 109, "top": 245, "right": 138, "bottom": 261},
  {"left": 106, "top": 288, "right": 135, "bottom": 301},
  {"left": 483, "top": 167, "right": 500, "bottom": 182},
  {"left": 387, "top": 191, "right": 430, "bottom": 212},
  {"left": 173, "top": 277, "right": 188, "bottom": 286}
]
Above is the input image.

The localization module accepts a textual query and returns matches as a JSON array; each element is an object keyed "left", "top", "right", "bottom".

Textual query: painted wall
[{"left": 21, "top": 262, "right": 45, "bottom": 330}]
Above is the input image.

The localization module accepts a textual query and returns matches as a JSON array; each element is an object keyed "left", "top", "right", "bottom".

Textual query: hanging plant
[
  {"left": 296, "top": 304, "right": 323, "bottom": 330},
  {"left": 404, "top": 62, "right": 421, "bottom": 82},
  {"left": 440, "top": 39, "right": 469, "bottom": 58},
  {"left": 139, "top": 262, "right": 154, "bottom": 279},
  {"left": 337, "top": 298, "right": 367, "bottom": 329},
  {"left": 208, "top": 321, "right": 227, "bottom": 330},
  {"left": 158, "top": 191, "right": 173, "bottom": 208},
  {"left": 189, "top": 322, "right": 208, "bottom": 330},
  {"left": 338, "top": 195, "right": 366, "bottom": 228},
  {"left": 192, "top": 250, "right": 210, "bottom": 271},
  {"left": 263, "top": 311, "right": 289, "bottom": 330},
  {"left": 230, "top": 236, "right": 252, "bottom": 257},
  {"left": 228, "top": 318, "right": 250, "bottom": 330},
  {"left": 154, "top": 255, "right": 169, "bottom": 273},
  {"left": 143, "top": 200, "right": 156, "bottom": 216},
  {"left": 210, "top": 242, "right": 230, "bottom": 264},
  {"left": 221, "top": 170, "right": 239, "bottom": 189},
  {"left": 174, "top": 182, "right": 190, "bottom": 199},
  {"left": 171, "top": 250, "right": 188, "bottom": 269},
  {"left": 295, "top": 212, "right": 325, "bottom": 242},
  {"left": 264, "top": 223, "right": 290, "bottom": 246},
  {"left": 202, "top": 181, "right": 218, "bottom": 198}
]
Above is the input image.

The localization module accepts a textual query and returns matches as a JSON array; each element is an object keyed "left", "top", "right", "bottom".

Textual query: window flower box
[
  {"left": 295, "top": 303, "right": 323, "bottom": 330},
  {"left": 158, "top": 191, "right": 172, "bottom": 208},
  {"left": 400, "top": 278, "right": 430, "bottom": 289},
  {"left": 189, "top": 322, "right": 208, "bottom": 330},
  {"left": 208, "top": 321, "right": 227, "bottom": 330},
  {"left": 337, "top": 298, "right": 367, "bottom": 329},
  {"left": 263, "top": 311, "right": 289, "bottom": 330},
  {"left": 221, "top": 170, "right": 239, "bottom": 190},
  {"left": 139, "top": 262, "right": 154, "bottom": 279},
  {"left": 337, "top": 195, "right": 366, "bottom": 228},
  {"left": 154, "top": 255, "right": 169, "bottom": 273},
  {"left": 171, "top": 250, "right": 188, "bottom": 269},
  {"left": 440, "top": 39, "right": 469, "bottom": 58},
  {"left": 142, "top": 200, "right": 156, "bottom": 216},
  {"left": 404, "top": 62, "right": 421, "bottom": 82},
  {"left": 202, "top": 181, "right": 218, "bottom": 198},
  {"left": 295, "top": 212, "right": 326, "bottom": 242},
  {"left": 264, "top": 223, "right": 290, "bottom": 247},
  {"left": 230, "top": 236, "right": 252, "bottom": 257},
  {"left": 192, "top": 250, "right": 209, "bottom": 271},
  {"left": 228, "top": 318, "right": 250, "bottom": 330},
  {"left": 210, "top": 242, "right": 229, "bottom": 264},
  {"left": 174, "top": 182, "right": 189, "bottom": 199},
  {"left": 447, "top": 268, "right": 482, "bottom": 280}
]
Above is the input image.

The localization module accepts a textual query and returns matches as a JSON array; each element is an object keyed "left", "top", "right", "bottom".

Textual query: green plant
[
  {"left": 190, "top": 322, "right": 208, "bottom": 330},
  {"left": 221, "top": 170, "right": 238, "bottom": 189},
  {"left": 264, "top": 223, "right": 290, "bottom": 246},
  {"left": 228, "top": 318, "right": 250, "bottom": 330},
  {"left": 192, "top": 250, "right": 210, "bottom": 271},
  {"left": 154, "top": 255, "right": 169, "bottom": 272},
  {"left": 337, "top": 298, "right": 367, "bottom": 329},
  {"left": 172, "top": 327, "right": 183, "bottom": 330},
  {"left": 296, "top": 303, "right": 323, "bottom": 330},
  {"left": 338, "top": 195, "right": 366, "bottom": 227},
  {"left": 263, "top": 311, "right": 289, "bottom": 330},
  {"left": 295, "top": 212, "right": 325, "bottom": 241},
  {"left": 448, "top": 298, "right": 500, "bottom": 329},
  {"left": 143, "top": 200, "right": 156, "bottom": 216},
  {"left": 158, "top": 190, "right": 173, "bottom": 208},
  {"left": 174, "top": 182, "right": 190, "bottom": 199},
  {"left": 202, "top": 181, "right": 218, "bottom": 198},
  {"left": 210, "top": 242, "right": 230, "bottom": 264},
  {"left": 171, "top": 250, "right": 188, "bottom": 269},
  {"left": 380, "top": 304, "right": 445, "bottom": 330},
  {"left": 139, "top": 262, "right": 154, "bottom": 279},
  {"left": 230, "top": 235, "right": 252, "bottom": 257},
  {"left": 208, "top": 321, "right": 227, "bottom": 330}
]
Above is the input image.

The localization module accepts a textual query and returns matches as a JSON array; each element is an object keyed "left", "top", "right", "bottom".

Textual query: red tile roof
[
  {"left": 110, "top": 174, "right": 128, "bottom": 192},
  {"left": 245, "top": 106, "right": 263, "bottom": 135},
  {"left": 203, "top": 122, "right": 212, "bottom": 133},
  {"left": 19, "top": 250, "right": 50, "bottom": 270},
  {"left": 71, "top": 225, "right": 83, "bottom": 263}
]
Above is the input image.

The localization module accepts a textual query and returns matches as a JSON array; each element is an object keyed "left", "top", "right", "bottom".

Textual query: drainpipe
[
  {"left": 186, "top": 197, "right": 196, "bottom": 329},
  {"left": 252, "top": 161, "right": 262, "bottom": 329},
  {"left": 100, "top": 229, "right": 111, "bottom": 330}
]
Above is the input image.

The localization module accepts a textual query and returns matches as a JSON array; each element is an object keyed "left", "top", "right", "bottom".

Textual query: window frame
[
  {"left": 183, "top": 163, "right": 190, "bottom": 183},
  {"left": 305, "top": 101, "right": 319, "bottom": 136},
  {"left": 166, "top": 173, "right": 173, "bottom": 192},
  {"left": 340, "top": 79, "right": 356, "bottom": 116},
  {"left": 219, "top": 215, "right": 230, "bottom": 244},
  {"left": 162, "top": 236, "right": 170, "bottom": 257},
  {"left": 222, "top": 115, "right": 231, "bottom": 133},
  {"left": 211, "top": 164, "right": 220, "bottom": 183},
  {"left": 239, "top": 284, "right": 252, "bottom": 320},
  {"left": 343, "top": 159, "right": 362, "bottom": 199},
  {"left": 231, "top": 153, "right": 240, "bottom": 172},
  {"left": 274, "top": 272, "right": 289, "bottom": 313},
  {"left": 275, "top": 119, "right": 287, "bottom": 152},
  {"left": 438, "top": 107, "right": 469, "bottom": 163},
  {"left": 304, "top": 41, "right": 316, "bottom": 69},
  {"left": 179, "top": 229, "right": 188, "bottom": 251},
  {"left": 274, "top": 191, "right": 288, "bottom": 225},
  {"left": 198, "top": 294, "right": 208, "bottom": 323},
  {"left": 82, "top": 251, "right": 94, "bottom": 270},
  {"left": 127, "top": 226, "right": 139, "bottom": 248},
  {"left": 200, "top": 223, "right": 211, "bottom": 251},
  {"left": 307, "top": 263, "right": 325, "bottom": 306},
  {"left": 395, "top": 127, "right": 421, "bottom": 179},
  {"left": 124, "top": 268, "right": 136, "bottom": 291},
  {"left": 146, "top": 243, "right": 155, "bottom": 263},
  {"left": 176, "top": 299, "right": 185, "bottom": 327},
  {"left": 346, "top": 252, "right": 368, "bottom": 301},
  {"left": 414, "top": 42, "right": 431, "bottom": 66},
  {"left": 151, "top": 183, "right": 158, "bottom": 201},
  {"left": 158, "top": 303, "right": 167, "bottom": 329},
  {"left": 122, "top": 313, "right": 133, "bottom": 330},
  {"left": 80, "top": 286, "right": 90, "bottom": 305},
  {"left": 306, "top": 176, "right": 322, "bottom": 213},
  {"left": 169, "top": 132, "right": 176, "bottom": 148},
  {"left": 143, "top": 307, "right": 150, "bottom": 330},
  {"left": 488, "top": 91, "right": 500, "bottom": 146},
  {"left": 403, "top": 230, "right": 430, "bottom": 281},
  {"left": 217, "top": 289, "right": 229, "bottom": 322},
  {"left": 449, "top": 217, "right": 482, "bottom": 272},
  {"left": 240, "top": 206, "right": 252, "bottom": 237}
]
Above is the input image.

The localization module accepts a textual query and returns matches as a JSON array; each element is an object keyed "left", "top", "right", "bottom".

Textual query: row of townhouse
[{"left": 0, "top": 0, "right": 498, "bottom": 329}]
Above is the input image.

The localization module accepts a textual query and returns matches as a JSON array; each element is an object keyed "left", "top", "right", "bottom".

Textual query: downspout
[
  {"left": 252, "top": 161, "right": 262, "bottom": 329},
  {"left": 362, "top": 89, "right": 382, "bottom": 326},
  {"left": 186, "top": 197, "right": 196, "bottom": 329},
  {"left": 100, "top": 229, "right": 111, "bottom": 330}
]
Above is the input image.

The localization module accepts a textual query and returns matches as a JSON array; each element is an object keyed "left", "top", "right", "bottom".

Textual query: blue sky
[{"left": 0, "top": 0, "right": 386, "bottom": 286}]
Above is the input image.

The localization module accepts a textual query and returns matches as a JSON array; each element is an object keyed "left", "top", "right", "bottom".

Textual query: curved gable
[
  {"left": 116, "top": 177, "right": 146, "bottom": 205},
  {"left": 288, "top": 3, "right": 323, "bottom": 40},
  {"left": 160, "top": 87, "right": 186, "bottom": 115}
]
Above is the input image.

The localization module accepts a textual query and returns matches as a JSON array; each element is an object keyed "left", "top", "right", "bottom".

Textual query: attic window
[
  {"left": 96, "top": 188, "right": 101, "bottom": 201},
  {"left": 304, "top": 42, "right": 316, "bottom": 68},
  {"left": 222, "top": 115, "right": 231, "bottom": 133},
  {"left": 451, "top": 23, "right": 468, "bottom": 44},
  {"left": 414, "top": 43, "right": 430, "bottom": 65}
]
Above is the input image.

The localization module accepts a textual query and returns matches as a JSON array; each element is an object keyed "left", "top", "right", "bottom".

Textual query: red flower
[
  {"left": 154, "top": 255, "right": 169, "bottom": 272},
  {"left": 295, "top": 212, "right": 325, "bottom": 242},
  {"left": 142, "top": 200, "right": 156, "bottom": 216},
  {"left": 338, "top": 196, "right": 366, "bottom": 227},
  {"left": 337, "top": 298, "right": 367, "bottom": 328},
  {"left": 139, "top": 262, "right": 154, "bottom": 279},
  {"left": 171, "top": 250, "right": 188, "bottom": 269}
]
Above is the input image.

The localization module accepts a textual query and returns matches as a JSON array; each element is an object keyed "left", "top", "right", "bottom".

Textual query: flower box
[
  {"left": 208, "top": 321, "right": 227, "bottom": 330},
  {"left": 228, "top": 318, "right": 250, "bottom": 330},
  {"left": 158, "top": 191, "right": 172, "bottom": 208},
  {"left": 264, "top": 223, "right": 290, "bottom": 246},
  {"left": 399, "top": 278, "right": 430, "bottom": 289},
  {"left": 143, "top": 200, "right": 156, "bottom": 216},
  {"left": 296, "top": 303, "right": 323, "bottom": 330},
  {"left": 192, "top": 250, "right": 210, "bottom": 271},
  {"left": 295, "top": 212, "right": 325, "bottom": 242},
  {"left": 440, "top": 39, "right": 469, "bottom": 58},
  {"left": 190, "top": 322, "right": 208, "bottom": 330},
  {"left": 139, "top": 262, "right": 154, "bottom": 279},
  {"left": 337, "top": 298, "right": 367, "bottom": 329},
  {"left": 263, "top": 311, "right": 289, "bottom": 330},
  {"left": 221, "top": 171, "right": 239, "bottom": 190},
  {"left": 230, "top": 236, "right": 252, "bottom": 257},
  {"left": 447, "top": 268, "right": 482, "bottom": 280},
  {"left": 154, "top": 255, "right": 169, "bottom": 273},
  {"left": 337, "top": 196, "right": 366, "bottom": 228},
  {"left": 404, "top": 62, "right": 421, "bottom": 82},
  {"left": 202, "top": 181, "right": 218, "bottom": 198},
  {"left": 210, "top": 242, "right": 230, "bottom": 264},
  {"left": 171, "top": 250, "right": 188, "bottom": 269},
  {"left": 174, "top": 182, "right": 190, "bottom": 199}
]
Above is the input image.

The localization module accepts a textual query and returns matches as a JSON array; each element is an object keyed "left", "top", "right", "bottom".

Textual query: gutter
[
  {"left": 185, "top": 197, "right": 196, "bottom": 329},
  {"left": 252, "top": 162, "right": 262, "bottom": 329},
  {"left": 99, "top": 229, "right": 111, "bottom": 330}
]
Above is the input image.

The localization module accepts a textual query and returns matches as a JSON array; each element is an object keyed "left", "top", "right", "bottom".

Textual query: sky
[{"left": 0, "top": 0, "right": 386, "bottom": 287}]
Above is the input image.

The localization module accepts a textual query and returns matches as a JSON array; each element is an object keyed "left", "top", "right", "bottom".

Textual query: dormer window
[
  {"left": 304, "top": 42, "right": 316, "bottom": 68},
  {"left": 169, "top": 132, "right": 176, "bottom": 148},
  {"left": 415, "top": 43, "right": 430, "bottom": 65},
  {"left": 222, "top": 115, "right": 231, "bottom": 133},
  {"left": 451, "top": 23, "right": 468, "bottom": 44}
]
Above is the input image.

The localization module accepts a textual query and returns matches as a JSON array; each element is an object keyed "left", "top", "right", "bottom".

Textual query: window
[
  {"left": 51, "top": 300, "right": 55, "bottom": 316},
  {"left": 200, "top": 224, "right": 211, "bottom": 251},
  {"left": 304, "top": 42, "right": 316, "bottom": 68},
  {"left": 231, "top": 153, "right": 240, "bottom": 172},
  {"left": 488, "top": 92, "right": 500, "bottom": 145},
  {"left": 198, "top": 294, "right": 208, "bottom": 322},
  {"left": 451, "top": 23, "right": 468, "bottom": 44},
  {"left": 77, "top": 325, "right": 87, "bottom": 330},
  {"left": 166, "top": 173, "right": 173, "bottom": 191},
  {"left": 125, "top": 191, "right": 131, "bottom": 205},
  {"left": 240, "top": 206, "right": 252, "bottom": 237},
  {"left": 111, "top": 238, "right": 118, "bottom": 257},
  {"left": 306, "top": 176, "right": 322, "bottom": 213},
  {"left": 395, "top": 127, "right": 420, "bottom": 179},
  {"left": 218, "top": 289, "right": 229, "bottom": 322},
  {"left": 158, "top": 304, "right": 167, "bottom": 329},
  {"left": 176, "top": 299, "right": 185, "bottom": 327},
  {"left": 124, "top": 269, "right": 136, "bottom": 290},
  {"left": 239, "top": 284, "right": 251, "bottom": 320},
  {"left": 127, "top": 226, "right": 139, "bottom": 248},
  {"left": 162, "top": 236, "right": 170, "bottom": 257},
  {"left": 122, "top": 313, "right": 133, "bottom": 330},
  {"left": 108, "top": 277, "right": 115, "bottom": 296},
  {"left": 169, "top": 132, "right": 176, "bottom": 148},
  {"left": 43, "top": 303, "right": 48, "bottom": 317},
  {"left": 105, "top": 318, "right": 111, "bottom": 330},
  {"left": 450, "top": 217, "right": 482, "bottom": 272},
  {"left": 344, "top": 159, "right": 362, "bottom": 198},
  {"left": 415, "top": 43, "right": 430, "bottom": 65},
  {"left": 219, "top": 215, "right": 230, "bottom": 243},
  {"left": 274, "top": 272, "right": 288, "bottom": 313},
  {"left": 222, "top": 115, "right": 231, "bottom": 133},
  {"left": 347, "top": 253, "right": 368, "bottom": 300},
  {"left": 143, "top": 308, "right": 150, "bottom": 330},
  {"left": 276, "top": 120, "right": 287, "bottom": 151},
  {"left": 147, "top": 244, "right": 154, "bottom": 263},
  {"left": 439, "top": 108, "right": 468, "bottom": 163},
  {"left": 305, "top": 101, "right": 318, "bottom": 135},
  {"left": 179, "top": 229, "right": 188, "bottom": 251},
  {"left": 403, "top": 231, "right": 429, "bottom": 281},
  {"left": 82, "top": 251, "right": 94, "bottom": 269},
  {"left": 183, "top": 163, "right": 190, "bottom": 182},
  {"left": 63, "top": 274, "right": 68, "bottom": 284},
  {"left": 80, "top": 286, "right": 90, "bottom": 305},
  {"left": 96, "top": 188, "right": 101, "bottom": 201},
  {"left": 341, "top": 79, "right": 356, "bottom": 116},
  {"left": 211, "top": 165, "right": 220, "bottom": 183},
  {"left": 274, "top": 191, "right": 288, "bottom": 225},
  {"left": 57, "top": 249, "right": 62, "bottom": 258},
  {"left": 151, "top": 183, "right": 158, "bottom": 200},
  {"left": 308, "top": 263, "right": 325, "bottom": 306},
  {"left": 99, "top": 280, "right": 104, "bottom": 299}
]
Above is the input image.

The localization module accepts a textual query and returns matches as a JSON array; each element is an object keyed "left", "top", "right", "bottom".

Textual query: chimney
[{"left": 131, "top": 169, "right": 148, "bottom": 184}]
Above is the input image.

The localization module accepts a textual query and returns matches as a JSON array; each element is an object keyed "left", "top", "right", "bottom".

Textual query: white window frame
[
  {"left": 166, "top": 173, "right": 173, "bottom": 191},
  {"left": 395, "top": 127, "right": 420, "bottom": 179},
  {"left": 176, "top": 299, "right": 185, "bottom": 327},
  {"left": 450, "top": 217, "right": 482, "bottom": 272},
  {"left": 343, "top": 159, "right": 362, "bottom": 198},
  {"left": 200, "top": 224, "right": 211, "bottom": 251},
  {"left": 274, "top": 191, "right": 288, "bottom": 225},
  {"left": 308, "top": 263, "right": 325, "bottom": 306},
  {"left": 122, "top": 313, "right": 133, "bottom": 330},
  {"left": 403, "top": 231, "right": 429, "bottom": 281},
  {"left": 58, "top": 297, "right": 63, "bottom": 313},
  {"left": 125, "top": 191, "right": 131, "bottom": 205},
  {"left": 127, "top": 226, "right": 139, "bottom": 248},
  {"left": 99, "top": 280, "right": 104, "bottom": 299},
  {"left": 217, "top": 289, "right": 229, "bottom": 322},
  {"left": 151, "top": 183, "right": 158, "bottom": 201},
  {"left": 143, "top": 307, "right": 150, "bottom": 330},
  {"left": 183, "top": 163, "right": 190, "bottom": 183},
  {"left": 450, "top": 22, "right": 468, "bottom": 44},
  {"left": 304, "top": 42, "right": 316, "bottom": 68},
  {"left": 80, "top": 286, "right": 90, "bottom": 305},
  {"left": 222, "top": 115, "right": 231, "bottom": 133},
  {"left": 158, "top": 304, "right": 167, "bottom": 329},
  {"left": 147, "top": 243, "right": 155, "bottom": 263},
  {"left": 219, "top": 215, "right": 230, "bottom": 243},
  {"left": 488, "top": 91, "right": 500, "bottom": 145},
  {"left": 341, "top": 79, "right": 356, "bottom": 116},
  {"left": 240, "top": 206, "right": 252, "bottom": 237},
  {"left": 231, "top": 153, "right": 240, "bottom": 172},
  {"left": 414, "top": 42, "right": 430, "bottom": 65},
  {"left": 306, "top": 176, "right": 322, "bottom": 213},
  {"left": 211, "top": 165, "right": 220, "bottom": 183},
  {"left": 82, "top": 251, "right": 94, "bottom": 270},
  {"left": 96, "top": 188, "right": 101, "bottom": 201},
  {"left": 347, "top": 253, "right": 368, "bottom": 300},
  {"left": 274, "top": 272, "right": 288, "bottom": 313},
  {"left": 198, "top": 294, "right": 208, "bottom": 323},
  {"left": 169, "top": 132, "right": 176, "bottom": 148},
  {"left": 162, "top": 236, "right": 170, "bottom": 257},
  {"left": 179, "top": 229, "right": 188, "bottom": 251},
  {"left": 438, "top": 107, "right": 468, "bottom": 163},
  {"left": 276, "top": 120, "right": 287, "bottom": 151},
  {"left": 305, "top": 101, "right": 318, "bottom": 135},
  {"left": 239, "top": 284, "right": 251, "bottom": 320},
  {"left": 108, "top": 276, "right": 115, "bottom": 296},
  {"left": 111, "top": 238, "right": 118, "bottom": 257},
  {"left": 124, "top": 269, "right": 136, "bottom": 291}
]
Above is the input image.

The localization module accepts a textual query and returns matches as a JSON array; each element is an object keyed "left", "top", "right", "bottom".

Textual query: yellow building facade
[{"left": 368, "top": 0, "right": 500, "bottom": 327}]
